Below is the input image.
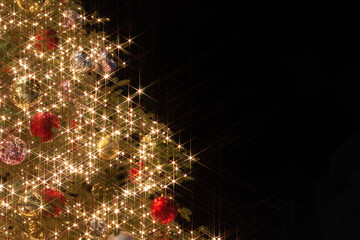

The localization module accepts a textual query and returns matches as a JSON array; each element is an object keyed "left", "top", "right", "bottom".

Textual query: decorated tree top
[{"left": 0, "top": 0, "right": 212, "bottom": 239}]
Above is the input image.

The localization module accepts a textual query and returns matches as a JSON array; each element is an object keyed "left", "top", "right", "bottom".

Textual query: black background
[{"left": 83, "top": 2, "right": 360, "bottom": 239}]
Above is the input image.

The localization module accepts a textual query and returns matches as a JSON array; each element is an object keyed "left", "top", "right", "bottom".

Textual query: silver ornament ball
[
  {"left": 62, "top": 10, "right": 81, "bottom": 28},
  {"left": 71, "top": 51, "right": 92, "bottom": 72},
  {"left": 98, "top": 51, "right": 117, "bottom": 73}
]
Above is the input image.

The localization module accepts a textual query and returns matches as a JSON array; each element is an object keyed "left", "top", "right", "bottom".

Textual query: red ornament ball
[
  {"left": 70, "top": 120, "right": 78, "bottom": 129},
  {"left": 41, "top": 188, "right": 66, "bottom": 217},
  {"left": 129, "top": 161, "right": 144, "bottom": 183},
  {"left": 30, "top": 112, "right": 61, "bottom": 143},
  {"left": 150, "top": 197, "right": 178, "bottom": 224},
  {"left": 35, "top": 29, "right": 59, "bottom": 52}
]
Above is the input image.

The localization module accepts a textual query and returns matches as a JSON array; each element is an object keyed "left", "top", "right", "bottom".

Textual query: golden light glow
[{"left": 0, "top": 0, "right": 205, "bottom": 239}]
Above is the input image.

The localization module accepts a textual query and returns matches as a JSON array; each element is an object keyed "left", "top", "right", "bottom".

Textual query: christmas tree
[{"left": 0, "top": 0, "right": 210, "bottom": 239}]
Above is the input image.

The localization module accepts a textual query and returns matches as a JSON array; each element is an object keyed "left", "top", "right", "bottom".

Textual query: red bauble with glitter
[
  {"left": 30, "top": 112, "right": 61, "bottom": 143},
  {"left": 129, "top": 161, "right": 144, "bottom": 183},
  {"left": 35, "top": 29, "right": 59, "bottom": 52},
  {"left": 41, "top": 188, "right": 66, "bottom": 217},
  {"left": 150, "top": 197, "right": 178, "bottom": 224}
]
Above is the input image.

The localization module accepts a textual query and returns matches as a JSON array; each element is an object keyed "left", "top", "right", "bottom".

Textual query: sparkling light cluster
[{"left": 0, "top": 0, "right": 213, "bottom": 239}]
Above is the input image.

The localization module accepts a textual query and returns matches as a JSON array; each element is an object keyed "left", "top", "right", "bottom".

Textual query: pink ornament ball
[{"left": 0, "top": 135, "right": 27, "bottom": 165}]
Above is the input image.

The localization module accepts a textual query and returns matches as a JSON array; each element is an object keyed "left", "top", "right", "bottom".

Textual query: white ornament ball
[{"left": 107, "top": 231, "right": 134, "bottom": 240}]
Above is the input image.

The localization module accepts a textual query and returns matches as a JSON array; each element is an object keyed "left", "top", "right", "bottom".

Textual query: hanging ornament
[
  {"left": 98, "top": 51, "right": 117, "bottom": 73},
  {"left": 150, "top": 197, "right": 178, "bottom": 225},
  {"left": 41, "top": 188, "right": 66, "bottom": 217},
  {"left": 89, "top": 217, "right": 106, "bottom": 237},
  {"left": 17, "top": 0, "right": 51, "bottom": 12},
  {"left": 128, "top": 161, "right": 144, "bottom": 183},
  {"left": 71, "top": 51, "right": 92, "bottom": 72},
  {"left": 9, "top": 76, "right": 42, "bottom": 109},
  {"left": 97, "top": 135, "right": 119, "bottom": 160},
  {"left": 17, "top": 192, "right": 42, "bottom": 217},
  {"left": 35, "top": 29, "right": 59, "bottom": 52},
  {"left": 107, "top": 231, "right": 134, "bottom": 240},
  {"left": 0, "top": 135, "right": 27, "bottom": 165},
  {"left": 61, "top": 10, "right": 81, "bottom": 28},
  {"left": 30, "top": 112, "right": 61, "bottom": 143}
]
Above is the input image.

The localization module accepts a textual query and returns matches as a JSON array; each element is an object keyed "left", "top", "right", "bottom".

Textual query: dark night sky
[{"left": 84, "top": 2, "right": 360, "bottom": 239}]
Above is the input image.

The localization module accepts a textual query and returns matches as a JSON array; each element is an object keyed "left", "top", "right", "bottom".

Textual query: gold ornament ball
[
  {"left": 10, "top": 77, "right": 41, "bottom": 109},
  {"left": 98, "top": 136, "right": 119, "bottom": 160},
  {"left": 17, "top": 192, "right": 42, "bottom": 217},
  {"left": 17, "top": 0, "right": 51, "bottom": 12}
]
